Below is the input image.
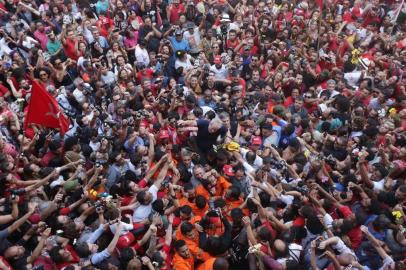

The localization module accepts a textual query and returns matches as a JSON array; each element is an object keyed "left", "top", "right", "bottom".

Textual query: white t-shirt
[
  {"left": 210, "top": 64, "right": 228, "bottom": 79},
  {"left": 175, "top": 55, "right": 193, "bottom": 72},
  {"left": 133, "top": 185, "right": 158, "bottom": 222},
  {"left": 183, "top": 28, "right": 201, "bottom": 51},
  {"left": 135, "top": 45, "right": 150, "bottom": 66},
  {"left": 240, "top": 148, "right": 263, "bottom": 170},
  {"left": 372, "top": 179, "right": 385, "bottom": 192}
]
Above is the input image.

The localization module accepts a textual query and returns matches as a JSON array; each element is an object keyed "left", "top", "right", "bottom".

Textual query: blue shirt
[
  {"left": 169, "top": 36, "right": 190, "bottom": 53},
  {"left": 97, "top": 36, "right": 109, "bottom": 49},
  {"left": 124, "top": 136, "right": 144, "bottom": 154}
]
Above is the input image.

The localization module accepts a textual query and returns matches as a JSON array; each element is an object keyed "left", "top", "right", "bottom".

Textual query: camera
[
  {"left": 220, "top": 24, "right": 228, "bottom": 36},
  {"left": 175, "top": 84, "right": 184, "bottom": 96},
  {"left": 156, "top": 54, "right": 163, "bottom": 63},
  {"left": 135, "top": 110, "right": 148, "bottom": 119},
  {"left": 82, "top": 83, "right": 93, "bottom": 95}
]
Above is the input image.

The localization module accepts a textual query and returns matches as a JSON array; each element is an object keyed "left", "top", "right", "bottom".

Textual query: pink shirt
[
  {"left": 34, "top": 27, "right": 50, "bottom": 50},
  {"left": 124, "top": 33, "right": 138, "bottom": 49}
]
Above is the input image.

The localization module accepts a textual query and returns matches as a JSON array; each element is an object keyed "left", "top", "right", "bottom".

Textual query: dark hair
[
  {"left": 180, "top": 222, "right": 193, "bottom": 235},
  {"left": 49, "top": 246, "right": 64, "bottom": 263},
  {"left": 174, "top": 239, "right": 187, "bottom": 251},
  {"left": 120, "top": 247, "right": 136, "bottom": 263},
  {"left": 180, "top": 205, "right": 193, "bottom": 216},
  {"left": 75, "top": 243, "right": 91, "bottom": 258},
  {"left": 214, "top": 198, "right": 226, "bottom": 208},
  {"left": 152, "top": 199, "right": 165, "bottom": 214},
  {"left": 227, "top": 185, "right": 241, "bottom": 200},
  {"left": 136, "top": 190, "right": 148, "bottom": 205},
  {"left": 195, "top": 195, "right": 207, "bottom": 209},
  {"left": 257, "top": 227, "right": 272, "bottom": 242},
  {"left": 104, "top": 207, "right": 120, "bottom": 221},
  {"left": 213, "top": 257, "right": 229, "bottom": 270}
]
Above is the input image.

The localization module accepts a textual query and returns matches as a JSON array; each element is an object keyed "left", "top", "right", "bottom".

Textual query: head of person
[
  {"left": 75, "top": 242, "right": 99, "bottom": 258},
  {"left": 174, "top": 240, "right": 191, "bottom": 258},
  {"left": 193, "top": 165, "right": 204, "bottom": 181},
  {"left": 4, "top": 245, "right": 25, "bottom": 261},
  {"left": 208, "top": 118, "right": 223, "bottom": 133},
  {"left": 136, "top": 190, "right": 154, "bottom": 205}
]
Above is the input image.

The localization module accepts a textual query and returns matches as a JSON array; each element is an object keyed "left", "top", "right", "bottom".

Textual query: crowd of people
[{"left": 0, "top": 0, "right": 406, "bottom": 269}]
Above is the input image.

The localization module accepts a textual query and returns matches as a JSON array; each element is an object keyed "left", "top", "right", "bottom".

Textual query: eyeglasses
[{"left": 212, "top": 46, "right": 219, "bottom": 49}]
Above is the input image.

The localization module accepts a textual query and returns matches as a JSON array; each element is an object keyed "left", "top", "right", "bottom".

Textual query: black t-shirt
[{"left": 196, "top": 119, "right": 227, "bottom": 153}]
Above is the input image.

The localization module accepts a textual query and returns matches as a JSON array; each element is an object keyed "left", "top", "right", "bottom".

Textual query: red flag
[
  {"left": 24, "top": 80, "right": 70, "bottom": 135},
  {"left": 316, "top": 0, "right": 323, "bottom": 10}
]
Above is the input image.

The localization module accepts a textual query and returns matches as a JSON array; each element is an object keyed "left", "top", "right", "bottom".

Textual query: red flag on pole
[
  {"left": 316, "top": 0, "right": 323, "bottom": 10},
  {"left": 24, "top": 80, "right": 70, "bottom": 135}
]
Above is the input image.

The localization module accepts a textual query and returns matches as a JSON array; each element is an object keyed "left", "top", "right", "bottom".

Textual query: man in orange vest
[{"left": 173, "top": 240, "right": 195, "bottom": 270}]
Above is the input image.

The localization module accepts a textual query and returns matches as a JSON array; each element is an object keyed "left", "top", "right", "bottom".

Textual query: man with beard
[{"left": 241, "top": 54, "right": 261, "bottom": 82}]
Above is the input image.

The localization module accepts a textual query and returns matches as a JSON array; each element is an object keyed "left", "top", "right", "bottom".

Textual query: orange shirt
[
  {"left": 196, "top": 257, "right": 216, "bottom": 270},
  {"left": 176, "top": 231, "right": 212, "bottom": 261},
  {"left": 195, "top": 177, "right": 232, "bottom": 200},
  {"left": 173, "top": 253, "right": 195, "bottom": 270},
  {"left": 179, "top": 198, "right": 209, "bottom": 218},
  {"left": 224, "top": 197, "right": 249, "bottom": 220}
]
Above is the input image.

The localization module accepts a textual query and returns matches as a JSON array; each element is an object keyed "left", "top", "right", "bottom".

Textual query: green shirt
[{"left": 47, "top": 39, "right": 62, "bottom": 55}]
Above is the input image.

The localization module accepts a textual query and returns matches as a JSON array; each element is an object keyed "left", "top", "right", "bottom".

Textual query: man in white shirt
[
  {"left": 183, "top": 22, "right": 201, "bottom": 54},
  {"left": 132, "top": 155, "right": 169, "bottom": 222},
  {"left": 135, "top": 39, "right": 150, "bottom": 67},
  {"left": 72, "top": 78, "right": 87, "bottom": 105},
  {"left": 210, "top": 55, "right": 228, "bottom": 79}
]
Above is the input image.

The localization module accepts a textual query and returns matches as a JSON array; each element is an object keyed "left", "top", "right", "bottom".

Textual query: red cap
[
  {"left": 159, "top": 129, "right": 170, "bottom": 139},
  {"left": 117, "top": 232, "right": 135, "bottom": 249},
  {"left": 29, "top": 213, "right": 41, "bottom": 224},
  {"left": 214, "top": 55, "right": 222, "bottom": 64},
  {"left": 139, "top": 121, "right": 148, "bottom": 128},
  {"left": 223, "top": 165, "right": 235, "bottom": 176},
  {"left": 251, "top": 136, "right": 262, "bottom": 145}
]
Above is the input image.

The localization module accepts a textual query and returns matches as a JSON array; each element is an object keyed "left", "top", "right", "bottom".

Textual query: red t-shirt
[
  {"left": 0, "top": 83, "right": 9, "bottom": 97},
  {"left": 168, "top": 4, "right": 185, "bottom": 24},
  {"left": 63, "top": 39, "right": 78, "bottom": 60}
]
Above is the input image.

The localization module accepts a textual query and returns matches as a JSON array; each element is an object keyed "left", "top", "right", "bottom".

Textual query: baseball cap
[
  {"left": 214, "top": 55, "right": 222, "bottom": 64},
  {"left": 223, "top": 165, "right": 235, "bottom": 176},
  {"left": 175, "top": 29, "right": 183, "bottom": 36},
  {"left": 159, "top": 130, "right": 170, "bottom": 139},
  {"left": 220, "top": 13, "right": 231, "bottom": 22},
  {"left": 251, "top": 136, "right": 262, "bottom": 145}
]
